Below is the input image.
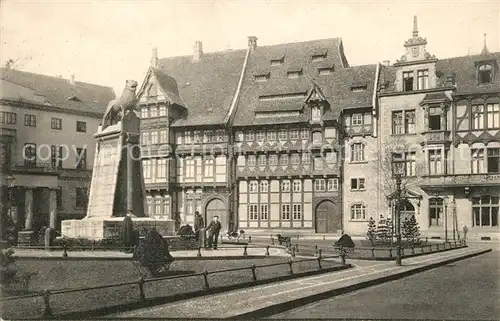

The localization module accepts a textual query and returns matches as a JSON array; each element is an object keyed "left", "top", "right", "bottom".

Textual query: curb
[
  {"left": 232, "top": 248, "right": 492, "bottom": 319},
  {"left": 13, "top": 254, "right": 270, "bottom": 261},
  {"left": 50, "top": 264, "right": 353, "bottom": 319}
]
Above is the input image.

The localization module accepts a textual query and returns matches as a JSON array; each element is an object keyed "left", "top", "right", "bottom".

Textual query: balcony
[
  {"left": 9, "top": 161, "right": 59, "bottom": 174},
  {"left": 421, "top": 130, "right": 451, "bottom": 144},
  {"left": 420, "top": 173, "right": 500, "bottom": 188}
]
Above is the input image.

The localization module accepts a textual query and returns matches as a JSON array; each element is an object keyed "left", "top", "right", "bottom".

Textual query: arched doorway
[
  {"left": 205, "top": 198, "right": 227, "bottom": 231},
  {"left": 400, "top": 200, "right": 416, "bottom": 222},
  {"left": 315, "top": 200, "right": 341, "bottom": 233}
]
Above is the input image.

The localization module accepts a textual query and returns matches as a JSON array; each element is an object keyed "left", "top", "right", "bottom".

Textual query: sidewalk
[
  {"left": 12, "top": 246, "right": 286, "bottom": 260},
  {"left": 107, "top": 246, "right": 491, "bottom": 319}
]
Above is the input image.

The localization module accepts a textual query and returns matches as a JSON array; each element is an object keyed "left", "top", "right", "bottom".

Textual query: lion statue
[{"left": 101, "top": 79, "right": 139, "bottom": 130}]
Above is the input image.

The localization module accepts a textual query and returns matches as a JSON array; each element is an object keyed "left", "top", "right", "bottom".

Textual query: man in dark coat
[
  {"left": 206, "top": 216, "right": 222, "bottom": 250},
  {"left": 194, "top": 211, "right": 204, "bottom": 241}
]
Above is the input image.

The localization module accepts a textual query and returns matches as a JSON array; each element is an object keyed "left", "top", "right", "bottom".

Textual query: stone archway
[
  {"left": 315, "top": 200, "right": 341, "bottom": 233},
  {"left": 205, "top": 198, "right": 227, "bottom": 231}
]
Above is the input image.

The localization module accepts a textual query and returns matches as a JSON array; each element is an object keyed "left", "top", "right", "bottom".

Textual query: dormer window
[
  {"left": 255, "top": 72, "right": 270, "bottom": 82},
  {"left": 318, "top": 67, "right": 333, "bottom": 75},
  {"left": 312, "top": 54, "right": 326, "bottom": 62},
  {"left": 351, "top": 85, "right": 367, "bottom": 92},
  {"left": 287, "top": 69, "right": 303, "bottom": 79},
  {"left": 403, "top": 71, "right": 414, "bottom": 92},
  {"left": 478, "top": 64, "right": 493, "bottom": 84},
  {"left": 271, "top": 57, "right": 285, "bottom": 66},
  {"left": 311, "top": 105, "right": 321, "bottom": 122},
  {"left": 417, "top": 69, "right": 429, "bottom": 90}
]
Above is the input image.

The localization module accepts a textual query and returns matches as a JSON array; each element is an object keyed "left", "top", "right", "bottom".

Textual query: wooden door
[
  {"left": 315, "top": 201, "right": 340, "bottom": 233},
  {"left": 205, "top": 199, "right": 227, "bottom": 232}
]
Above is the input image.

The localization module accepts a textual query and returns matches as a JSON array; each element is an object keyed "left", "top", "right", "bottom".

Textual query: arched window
[
  {"left": 400, "top": 200, "right": 416, "bottom": 222},
  {"left": 351, "top": 203, "right": 366, "bottom": 220},
  {"left": 249, "top": 181, "right": 258, "bottom": 193},
  {"left": 472, "top": 195, "right": 499, "bottom": 227},
  {"left": 429, "top": 198, "right": 443, "bottom": 227},
  {"left": 259, "top": 181, "right": 268, "bottom": 193},
  {"left": 478, "top": 64, "right": 492, "bottom": 84}
]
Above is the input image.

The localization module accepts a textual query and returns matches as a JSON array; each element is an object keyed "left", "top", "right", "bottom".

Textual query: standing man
[
  {"left": 206, "top": 216, "right": 222, "bottom": 250},
  {"left": 194, "top": 211, "right": 205, "bottom": 244}
]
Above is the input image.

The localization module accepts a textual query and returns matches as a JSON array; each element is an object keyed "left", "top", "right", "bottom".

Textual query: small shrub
[
  {"left": 0, "top": 248, "right": 18, "bottom": 288},
  {"left": 133, "top": 229, "right": 174, "bottom": 277},
  {"left": 402, "top": 215, "right": 421, "bottom": 245},
  {"left": 366, "top": 217, "right": 377, "bottom": 245}
]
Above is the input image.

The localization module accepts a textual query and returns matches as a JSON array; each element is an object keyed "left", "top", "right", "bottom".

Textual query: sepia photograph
[{"left": 0, "top": 0, "right": 499, "bottom": 320}]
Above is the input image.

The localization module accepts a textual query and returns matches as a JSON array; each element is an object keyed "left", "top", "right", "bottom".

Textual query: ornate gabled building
[
  {"left": 0, "top": 69, "right": 115, "bottom": 237},
  {"left": 376, "top": 17, "right": 500, "bottom": 240}
]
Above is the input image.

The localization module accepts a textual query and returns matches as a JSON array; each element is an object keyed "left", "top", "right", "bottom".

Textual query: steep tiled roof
[
  {"left": 157, "top": 49, "right": 247, "bottom": 127},
  {"left": 151, "top": 68, "right": 185, "bottom": 107},
  {"left": 0, "top": 68, "right": 115, "bottom": 115},
  {"left": 435, "top": 52, "right": 500, "bottom": 95}
]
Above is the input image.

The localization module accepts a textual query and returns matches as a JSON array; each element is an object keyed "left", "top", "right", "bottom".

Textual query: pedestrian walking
[{"left": 206, "top": 216, "right": 222, "bottom": 250}]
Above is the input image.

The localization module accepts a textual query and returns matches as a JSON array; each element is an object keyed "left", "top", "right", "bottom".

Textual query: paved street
[{"left": 270, "top": 247, "right": 499, "bottom": 320}]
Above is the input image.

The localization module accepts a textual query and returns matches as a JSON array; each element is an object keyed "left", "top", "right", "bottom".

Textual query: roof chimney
[
  {"left": 69, "top": 74, "right": 75, "bottom": 85},
  {"left": 382, "top": 60, "right": 390, "bottom": 66},
  {"left": 151, "top": 47, "right": 158, "bottom": 68},
  {"left": 193, "top": 41, "right": 203, "bottom": 62},
  {"left": 412, "top": 15, "right": 418, "bottom": 37},
  {"left": 248, "top": 36, "right": 257, "bottom": 51},
  {"left": 481, "top": 33, "right": 490, "bottom": 56}
]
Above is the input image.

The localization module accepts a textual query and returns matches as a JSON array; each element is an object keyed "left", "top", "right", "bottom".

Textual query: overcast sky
[{"left": 1, "top": 0, "right": 499, "bottom": 95}]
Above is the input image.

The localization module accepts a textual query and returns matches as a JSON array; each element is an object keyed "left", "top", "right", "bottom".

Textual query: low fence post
[
  {"left": 92, "top": 240, "right": 96, "bottom": 252},
  {"left": 297, "top": 234, "right": 300, "bottom": 240},
  {"left": 270, "top": 235, "right": 275, "bottom": 245},
  {"left": 318, "top": 249, "right": 323, "bottom": 260},
  {"left": 138, "top": 277, "right": 145, "bottom": 301},
  {"left": 340, "top": 247, "right": 346, "bottom": 265},
  {"left": 401, "top": 248, "right": 405, "bottom": 256},
  {"left": 315, "top": 245, "right": 318, "bottom": 255},
  {"left": 63, "top": 244, "right": 68, "bottom": 257},
  {"left": 291, "top": 246, "right": 296, "bottom": 258},
  {"left": 421, "top": 244, "right": 424, "bottom": 253},
  {"left": 388, "top": 248, "right": 393, "bottom": 258},
  {"left": 371, "top": 248, "right": 375, "bottom": 258},
  {"left": 202, "top": 270, "right": 210, "bottom": 289},
  {"left": 288, "top": 258, "right": 294, "bottom": 275},
  {"left": 317, "top": 256, "right": 322, "bottom": 269},
  {"left": 411, "top": 245, "right": 415, "bottom": 255},
  {"left": 220, "top": 234, "right": 223, "bottom": 243},
  {"left": 248, "top": 236, "right": 252, "bottom": 244},
  {"left": 197, "top": 246, "right": 202, "bottom": 257},
  {"left": 42, "top": 289, "right": 52, "bottom": 317},
  {"left": 454, "top": 240, "right": 457, "bottom": 247},
  {"left": 251, "top": 264, "right": 257, "bottom": 281},
  {"left": 243, "top": 245, "right": 248, "bottom": 257},
  {"left": 265, "top": 245, "right": 270, "bottom": 257},
  {"left": 295, "top": 244, "right": 299, "bottom": 253}
]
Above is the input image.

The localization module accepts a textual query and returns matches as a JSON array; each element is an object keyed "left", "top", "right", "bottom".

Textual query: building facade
[
  {"left": 138, "top": 17, "right": 499, "bottom": 239},
  {"left": 0, "top": 69, "right": 115, "bottom": 235}
]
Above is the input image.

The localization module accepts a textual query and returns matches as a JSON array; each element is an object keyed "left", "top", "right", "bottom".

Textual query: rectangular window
[
  {"left": 351, "top": 204, "right": 366, "bottom": 220},
  {"left": 269, "top": 154, "right": 278, "bottom": 166},
  {"left": 245, "top": 131, "right": 255, "bottom": 142},
  {"left": 300, "top": 128, "right": 309, "bottom": 139},
  {"left": 159, "top": 130, "right": 168, "bottom": 144},
  {"left": 487, "top": 148, "right": 500, "bottom": 173},
  {"left": 141, "top": 107, "right": 148, "bottom": 119},
  {"left": 23, "top": 143, "right": 36, "bottom": 167},
  {"left": 472, "top": 196, "right": 499, "bottom": 227},
  {"left": 154, "top": 198, "right": 162, "bottom": 216},
  {"left": 157, "top": 158, "right": 167, "bottom": 178},
  {"left": 76, "top": 148, "right": 87, "bottom": 170},
  {"left": 301, "top": 152, "right": 310, "bottom": 164},
  {"left": 392, "top": 110, "right": 416, "bottom": 134},
  {"left": 417, "top": 69, "right": 429, "bottom": 90},
  {"left": 76, "top": 121, "right": 86, "bottom": 133},
  {"left": 405, "top": 152, "right": 417, "bottom": 176},
  {"left": 318, "top": 67, "right": 333, "bottom": 75},
  {"left": 260, "top": 181, "right": 268, "bottom": 192},
  {"left": 429, "top": 198, "right": 443, "bottom": 226},
  {"left": 312, "top": 106, "right": 321, "bottom": 122},
  {"left": 279, "top": 154, "right": 288, "bottom": 166},
  {"left": 281, "top": 204, "right": 290, "bottom": 220},
  {"left": 150, "top": 131, "right": 158, "bottom": 144},
  {"left": 185, "top": 159, "right": 195, "bottom": 178},
  {"left": 24, "top": 114, "right": 36, "bottom": 127},
  {"left": 352, "top": 114, "right": 363, "bottom": 126},
  {"left": 290, "top": 129, "right": 299, "bottom": 140},
  {"left": 256, "top": 131, "right": 265, "bottom": 142},
  {"left": 203, "top": 130, "right": 212, "bottom": 143},
  {"left": 293, "top": 204, "right": 302, "bottom": 220},
  {"left": 247, "top": 155, "right": 256, "bottom": 167},
  {"left": 327, "top": 178, "right": 339, "bottom": 191},
  {"left": 403, "top": 71, "right": 414, "bottom": 92},
  {"left": 159, "top": 105, "right": 167, "bottom": 116},
  {"left": 266, "top": 130, "right": 276, "bottom": 141},
  {"left": 290, "top": 153, "right": 300, "bottom": 165},
  {"left": 184, "top": 131, "right": 192, "bottom": 144},
  {"left": 215, "top": 130, "right": 225, "bottom": 142},
  {"left": 428, "top": 149, "right": 443, "bottom": 175},
  {"left": 351, "top": 143, "right": 365, "bottom": 162},
  {"left": 51, "top": 118, "right": 62, "bottom": 130},
  {"left": 1, "top": 111, "right": 17, "bottom": 124},
  {"left": 141, "top": 131, "right": 150, "bottom": 145},
  {"left": 471, "top": 149, "right": 485, "bottom": 174},
  {"left": 287, "top": 71, "right": 302, "bottom": 78},
  {"left": 258, "top": 155, "right": 266, "bottom": 166},
  {"left": 351, "top": 178, "right": 366, "bottom": 190},
  {"left": 292, "top": 180, "right": 302, "bottom": 192},
  {"left": 314, "top": 179, "right": 326, "bottom": 192},
  {"left": 143, "top": 159, "right": 152, "bottom": 179},
  {"left": 392, "top": 111, "right": 403, "bottom": 134},
  {"left": 281, "top": 180, "right": 290, "bottom": 192},
  {"left": 260, "top": 204, "right": 268, "bottom": 220},
  {"left": 405, "top": 110, "right": 416, "bottom": 133},
  {"left": 312, "top": 131, "right": 322, "bottom": 143},
  {"left": 278, "top": 129, "right": 287, "bottom": 141},
  {"left": 255, "top": 74, "right": 270, "bottom": 82},
  {"left": 204, "top": 158, "right": 214, "bottom": 177},
  {"left": 75, "top": 187, "right": 88, "bottom": 209},
  {"left": 314, "top": 157, "right": 324, "bottom": 171},
  {"left": 472, "top": 105, "right": 484, "bottom": 130},
  {"left": 149, "top": 107, "right": 157, "bottom": 118},
  {"left": 487, "top": 103, "right": 500, "bottom": 129},
  {"left": 249, "top": 204, "right": 259, "bottom": 220},
  {"left": 193, "top": 131, "right": 201, "bottom": 143},
  {"left": 428, "top": 107, "right": 442, "bottom": 131}
]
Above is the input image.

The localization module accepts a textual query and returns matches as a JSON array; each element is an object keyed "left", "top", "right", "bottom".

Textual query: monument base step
[
  {"left": 61, "top": 217, "right": 175, "bottom": 240},
  {"left": 17, "top": 231, "right": 37, "bottom": 246}
]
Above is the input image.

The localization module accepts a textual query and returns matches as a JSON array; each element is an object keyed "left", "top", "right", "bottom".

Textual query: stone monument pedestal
[{"left": 62, "top": 217, "right": 175, "bottom": 240}]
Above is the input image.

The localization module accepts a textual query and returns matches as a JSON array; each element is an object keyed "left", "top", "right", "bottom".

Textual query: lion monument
[{"left": 101, "top": 79, "right": 139, "bottom": 130}]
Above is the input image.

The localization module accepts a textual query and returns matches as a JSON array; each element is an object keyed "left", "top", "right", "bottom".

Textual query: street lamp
[{"left": 391, "top": 154, "right": 405, "bottom": 266}]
